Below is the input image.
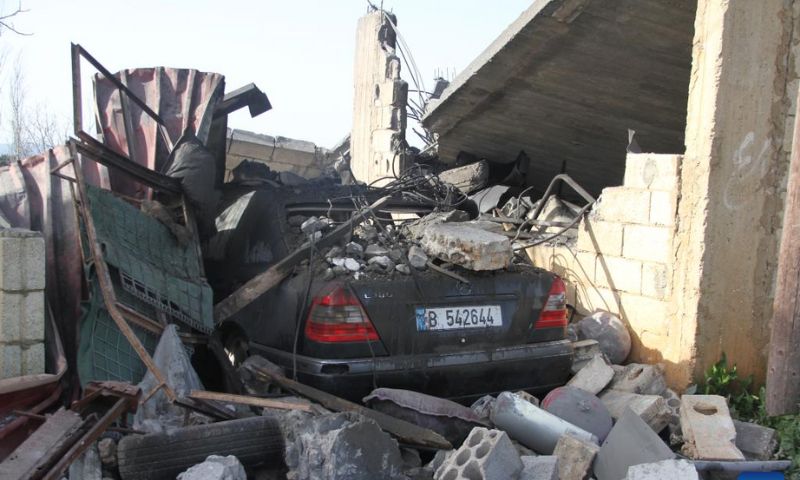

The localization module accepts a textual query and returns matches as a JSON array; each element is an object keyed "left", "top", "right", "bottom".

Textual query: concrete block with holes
[
  {"left": 680, "top": 395, "right": 744, "bottom": 460},
  {"left": 434, "top": 427, "right": 522, "bottom": 480}
]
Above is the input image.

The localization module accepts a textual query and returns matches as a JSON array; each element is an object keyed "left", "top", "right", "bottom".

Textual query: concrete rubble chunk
[
  {"left": 300, "top": 216, "right": 329, "bottom": 235},
  {"left": 396, "top": 264, "right": 411, "bottom": 275},
  {"left": 553, "top": 433, "right": 599, "bottom": 480},
  {"left": 733, "top": 419, "right": 778, "bottom": 460},
  {"left": 345, "top": 242, "right": 364, "bottom": 258},
  {"left": 434, "top": 427, "right": 522, "bottom": 480},
  {"left": 421, "top": 223, "right": 512, "bottom": 271},
  {"left": 177, "top": 455, "right": 246, "bottom": 480},
  {"left": 608, "top": 363, "right": 667, "bottom": 396},
  {"left": 625, "top": 459, "right": 698, "bottom": 480},
  {"left": 520, "top": 455, "right": 558, "bottom": 480},
  {"left": 490, "top": 392, "right": 597, "bottom": 454},
  {"left": 97, "top": 437, "right": 117, "bottom": 468},
  {"left": 680, "top": 395, "right": 745, "bottom": 460},
  {"left": 404, "top": 210, "right": 470, "bottom": 241},
  {"left": 571, "top": 339, "right": 602, "bottom": 374},
  {"left": 470, "top": 395, "right": 496, "bottom": 421},
  {"left": 282, "top": 411, "right": 404, "bottom": 480},
  {"left": 567, "top": 354, "right": 614, "bottom": 394},
  {"left": 576, "top": 312, "right": 631, "bottom": 364},
  {"left": 368, "top": 255, "right": 395, "bottom": 272},
  {"left": 408, "top": 245, "right": 429, "bottom": 269},
  {"left": 365, "top": 243, "right": 390, "bottom": 259},
  {"left": 437, "top": 160, "right": 489, "bottom": 194},
  {"left": 599, "top": 390, "right": 671, "bottom": 433},
  {"left": 661, "top": 388, "right": 682, "bottom": 437},
  {"left": 68, "top": 443, "right": 102, "bottom": 480},
  {"left": 594, "top": 408, "right": 675, "bottom": 480}
]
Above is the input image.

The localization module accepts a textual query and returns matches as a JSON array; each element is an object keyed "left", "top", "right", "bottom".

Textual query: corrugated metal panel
[{"left": 94, "top": 67, "right": 225, "bottom": 198}]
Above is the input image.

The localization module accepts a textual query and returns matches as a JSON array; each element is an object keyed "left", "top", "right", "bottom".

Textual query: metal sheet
[{"left": 94, "top": 67, "right": 225, "bottom": 199}]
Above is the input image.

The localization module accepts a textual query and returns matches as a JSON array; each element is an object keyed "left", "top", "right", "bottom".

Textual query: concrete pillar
[
  {"left": 673, "top": 0, "right": 797, "bottom": 386},
  {"left": 350, "top": 10, "right": 408, "bottom": 185}
]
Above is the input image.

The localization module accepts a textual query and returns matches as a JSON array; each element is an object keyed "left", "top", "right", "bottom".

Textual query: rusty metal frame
[
  {"left": 65, "top": 141, "right": 177, "bottom": 403},
  {"left": 40, "top": 382, "right": 140, "bottom": 480}
]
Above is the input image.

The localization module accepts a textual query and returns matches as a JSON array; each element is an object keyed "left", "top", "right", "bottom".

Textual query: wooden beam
[
  {"left": 766, "top": 84, "right": 800, "bottom": 415},
  {"left": 248, "top": 364, "right": 452, "bottom": 450},
  {"left": 188, "top": 390, "right": 313, "bottom": 412},
  {"left": 214, "top": 195, "right": 392, "bottom": 322}
]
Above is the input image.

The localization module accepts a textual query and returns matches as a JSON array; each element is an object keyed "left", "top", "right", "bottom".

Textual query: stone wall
[
  {"left": 528, "top": 153, "right": 687, "bottom": 386},
  {"left": 0, "top": 229, "right": 45, "bottom": 379}
]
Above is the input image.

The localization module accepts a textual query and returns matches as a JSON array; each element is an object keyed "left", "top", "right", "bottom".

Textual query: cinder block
[
  {"left": 595, "top": 187, "right": 651, "bottom": 224},
  {"left": 570, "top": 339, "right": 602, "bottom": 375},
  {"left": 641, "top": 263, "right": 670, "bottom": 299},
  {"left": 608, "top": 363, "right": 667, "bottom": 396},
  {"left": 619, "top": 294, "right": 669, "bottom": 336},
  {"left": 0, "top": 344, "right": 21, "bottom": 379},
  {"left": 434, "top": 427, "right": 522, "bottom": 480},
  {"left": 22, "top": 235, "right": 45, "bottom": 291},
  {"left": 599, "top": 390, "right": 671, "bottom": 433},
  {"left": 22, "top": 291, "right": 44, "bottom": 342},
  {"left": 520, "top": 455, "right": 557, "bottom": 480},
  {"left": 680, "top": 395, "right": 745, "bottom": 460},
  {"left": 594, "top": 255, "right": 642, "bottom": 294},
  {"left": 649, "top": 191, "right": 677, "bottom": 226},
  {"left": 0, "top": 291, "right": 22, "bottom": 343},
  {"left": 576, "top": 286, "right": 621, "bottom": 317},
  {"left": 622, "top": 225, "right": 673, "bottom": 262},
  {"left": 577, "top": 219, "right": 623, "bottom": 256},
  {"left": 733, "top": 419, "right": 778, "bottom": 460},
  {"left": 567, "top": 354, "right": 614, "bottom": 395},
  {"left": 553, "top": 433, "right": 599, "bottom": 480},
  {"left": 623, "top": 154, "right": 681, "bottom": 191},
  {"left": 626, "top": 459, "right": 698, "bottom": 479},
  {"left": 0, "top": 234, "right": 23, "bottom": 291},
  {"left": 21, "top": 343, "right": 44, "bottom": 375}
]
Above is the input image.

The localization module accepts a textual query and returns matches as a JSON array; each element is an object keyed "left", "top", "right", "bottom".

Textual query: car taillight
[
  {"left": 304, "top": 284, "right": 379, "bottom": 343},
  {"left": 536, "top": 277, "right": 568, "bottom": 329}
]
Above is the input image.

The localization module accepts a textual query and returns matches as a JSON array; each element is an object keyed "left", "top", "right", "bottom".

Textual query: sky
[{"left": 0, "top": 0, "right": 531, "bottom": 148}]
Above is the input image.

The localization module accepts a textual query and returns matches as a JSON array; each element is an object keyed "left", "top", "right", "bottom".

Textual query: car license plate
[{"left": 415, "top": 305, "right": 502, "bottom": 331}]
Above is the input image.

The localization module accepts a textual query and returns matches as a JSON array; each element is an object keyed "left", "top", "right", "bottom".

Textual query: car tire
[{"left": 117, "top": 416, "right": 285, "bottom": 480}]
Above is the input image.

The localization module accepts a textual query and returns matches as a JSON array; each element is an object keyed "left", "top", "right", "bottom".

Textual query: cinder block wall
[
  {"left": 528, "top": 153, "right": 685, "bottom": 385},
  {"left": 0, "top": 229, "right": 45, "bottom": 379}
]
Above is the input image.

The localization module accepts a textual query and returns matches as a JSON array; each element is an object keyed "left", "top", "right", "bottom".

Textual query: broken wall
[
  {"left": 225, "top": 129, "right": 333, "bottom": 180},
  {"left": 534, "top": 0, "right": 800, "bottom": 389},
  {"left": 529, "top": 153, "right": 687, "bottom": 386},
  {"left": 350, "top": 11, "right": 408, "bottom": 185}
]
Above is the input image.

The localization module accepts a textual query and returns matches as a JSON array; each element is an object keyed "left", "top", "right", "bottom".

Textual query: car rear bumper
[{"left": 251, "top": 340, "right": 573, "bottom": 402}]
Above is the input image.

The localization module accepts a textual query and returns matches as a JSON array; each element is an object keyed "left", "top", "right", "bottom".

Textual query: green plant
[
  {"left": 701, "top": 354, "right": 800, "bottom": 478},
  {"left": 701, "top": 353, "right": 762, "bottom": 420}
]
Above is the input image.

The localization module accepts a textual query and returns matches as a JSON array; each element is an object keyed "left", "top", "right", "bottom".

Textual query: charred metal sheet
[{"left": 214, "top": 83, "right": 271, "bottom": 118}]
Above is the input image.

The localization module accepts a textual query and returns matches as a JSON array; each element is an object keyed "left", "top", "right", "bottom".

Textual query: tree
[
  {"left": 7, "top": 58, "right": 67, "bottom": 160},
  {"left": 0, "top": 1, "right": 29, "bottom": 37}
]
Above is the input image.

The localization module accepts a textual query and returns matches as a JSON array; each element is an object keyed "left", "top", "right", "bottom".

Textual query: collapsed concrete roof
[{"left": 422, "top": 0, "right": 696, "bottom": 197}]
